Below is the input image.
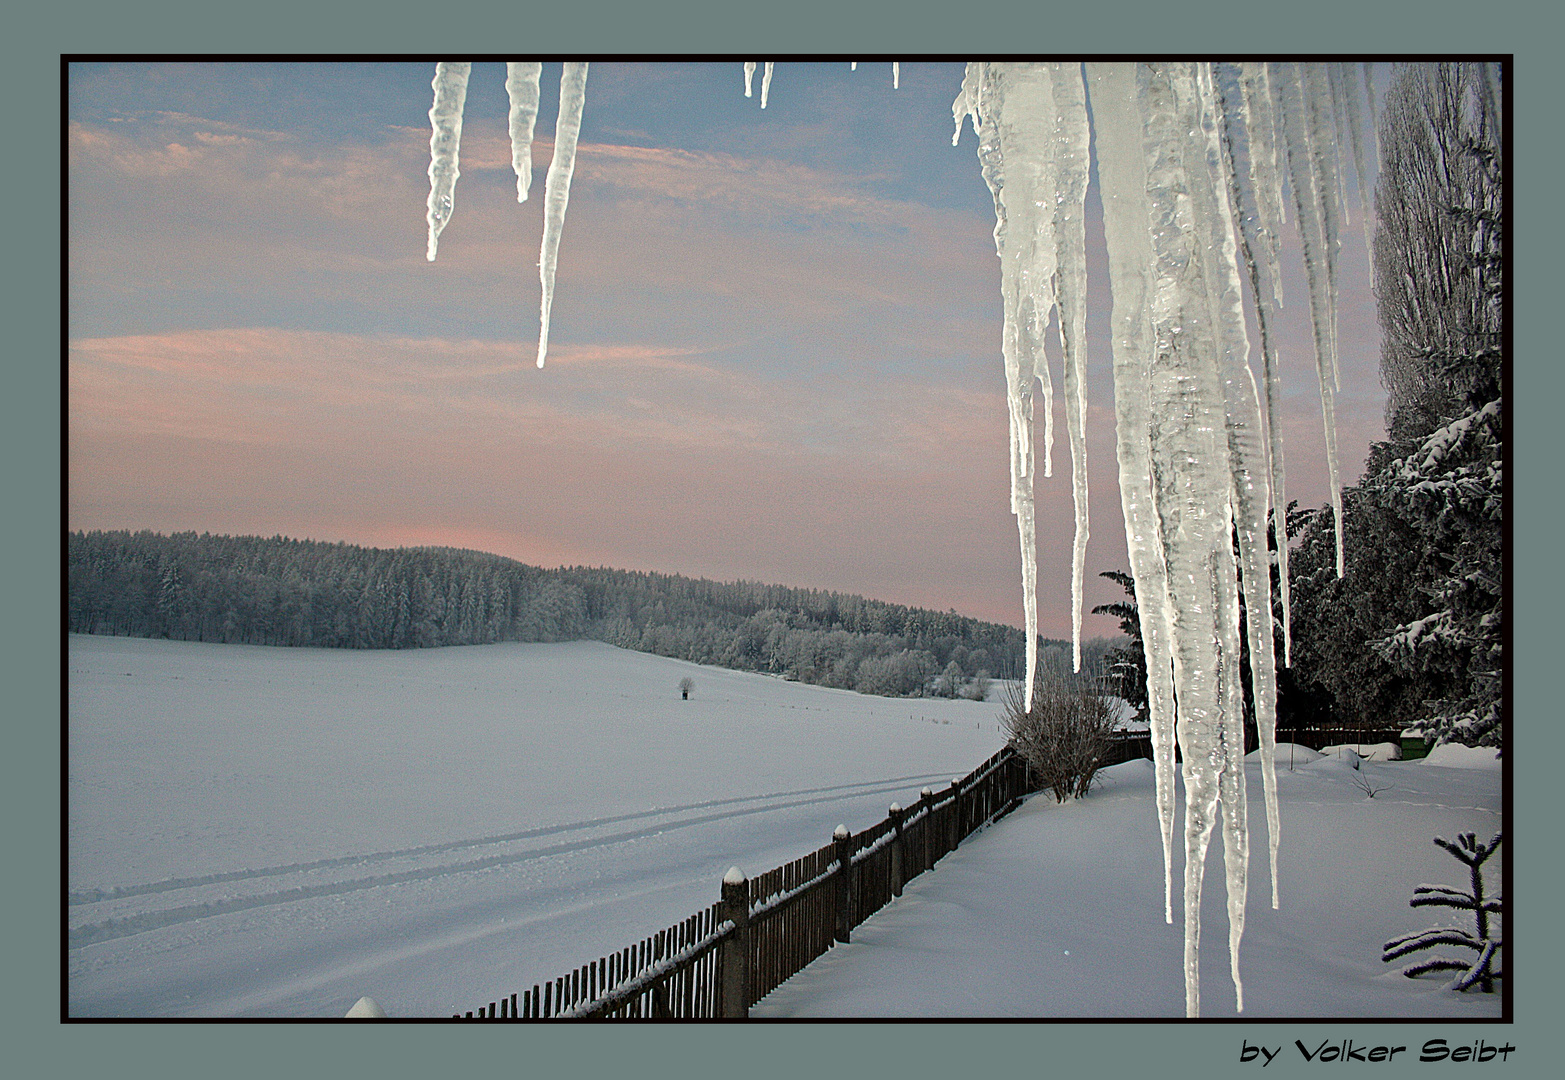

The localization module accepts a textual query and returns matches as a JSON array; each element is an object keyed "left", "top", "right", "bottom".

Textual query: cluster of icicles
[
  {"left": 422, "top": 60, "right": 1375, "bottom": 1019},
  {"left": 424, "top": 61, "right": 899, "bottom": 368}
]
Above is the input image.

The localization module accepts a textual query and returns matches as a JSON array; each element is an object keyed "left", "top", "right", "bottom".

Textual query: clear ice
[
  {"left": 537, "top": 62, "right": 588, "bottom": 369},
  {"left": 506, "top": 62, "right": 543, "bottom": 202},
  {"left": 425, "top": 62, "right": 471, "bottom": 262}
]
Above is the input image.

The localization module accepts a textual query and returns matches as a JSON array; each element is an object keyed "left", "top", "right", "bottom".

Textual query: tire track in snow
[
  {"left": 68, "top": 776, "right": 943, "bottom": 948},
  {"left": 69, "top": 771, "right": 949, "bottom": 907}
]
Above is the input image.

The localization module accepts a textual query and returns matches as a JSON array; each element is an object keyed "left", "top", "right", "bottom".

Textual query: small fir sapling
[{"left": 1382, "top": 832, "right": 1503, "bottom": 992}]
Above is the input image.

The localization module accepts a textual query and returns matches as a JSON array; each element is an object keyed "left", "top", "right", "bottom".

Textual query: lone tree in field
[{"left": 679, "top": 676, "right": 694, "bottom": 700}]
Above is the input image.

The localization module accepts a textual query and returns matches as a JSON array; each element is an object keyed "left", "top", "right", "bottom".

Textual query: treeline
[{"left": 67, "top": 529, "right": 1119, "bottom": 699}]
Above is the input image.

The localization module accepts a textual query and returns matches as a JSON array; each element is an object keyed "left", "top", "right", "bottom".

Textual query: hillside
[{"left": 67, "top": 529, "right": 1120, "bottom": 698}]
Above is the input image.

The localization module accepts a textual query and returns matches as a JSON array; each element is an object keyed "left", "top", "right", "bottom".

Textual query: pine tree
[{"left": 1092, "top": 570, "right": 1147, "bottom": 719}]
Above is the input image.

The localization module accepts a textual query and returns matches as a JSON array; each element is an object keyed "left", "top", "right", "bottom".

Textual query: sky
[{"left": 66, "top": 61, "right": 1388, "bottom": 637}]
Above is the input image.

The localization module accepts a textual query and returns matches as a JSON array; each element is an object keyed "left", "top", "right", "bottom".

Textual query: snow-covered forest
[{"left": 66, "top": 529, "right": 1122, "bottom": 694}]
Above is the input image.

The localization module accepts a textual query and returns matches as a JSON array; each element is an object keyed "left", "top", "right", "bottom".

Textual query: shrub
[{"left": 1001, "top": 676, "right": 1118, "bottom": 802}]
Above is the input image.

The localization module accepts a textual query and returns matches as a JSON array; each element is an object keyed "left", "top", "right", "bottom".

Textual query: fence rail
[{"left": 455, "top": 745, "right": 1037, "bottom": 1019}]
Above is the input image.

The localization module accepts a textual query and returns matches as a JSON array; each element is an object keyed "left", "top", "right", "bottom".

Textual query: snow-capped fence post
[
  {"left": 949, "top": 776, "right": 963, "bottom": 855},
  {"left": 888, "top": 803, "right": 906, "bottom": 897},
  {"left": 716, "top": 866, "right": 750, "bottom": 1018},
  {"left": 832, "top": 824, "right": 852, "bottom": 944},
  {"left": 918, "top": 787, "right": 934, "bottom": 873}
]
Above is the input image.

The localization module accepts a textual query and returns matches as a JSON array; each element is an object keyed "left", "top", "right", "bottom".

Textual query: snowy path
[
  {"left": 752, "top": 753, "right": 1504, "bottom": 1018},
  {"left": 67, "top": 636, "right": 1003, "bottom": 1017}
]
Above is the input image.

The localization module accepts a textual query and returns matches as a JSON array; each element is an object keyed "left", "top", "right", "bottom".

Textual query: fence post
[
  {"left": 919, "top": 787, "right": 934, "bottom": 873},
  {"left": 832, "top": 824, "right": 852, "bottom": 944},
  {"left": 950, "top": 776, "right": 963, "bottom": 850},
  {"left": 717, "top": 866, "right": 749, "bottom": 1019},
  {"left": 889, "top": 802, "right": 905, "bottom": 897}
]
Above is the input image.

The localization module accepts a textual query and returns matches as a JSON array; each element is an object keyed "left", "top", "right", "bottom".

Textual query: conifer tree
[{"left": 1382, "top": 832, "right": 1503, "bottom": 992}]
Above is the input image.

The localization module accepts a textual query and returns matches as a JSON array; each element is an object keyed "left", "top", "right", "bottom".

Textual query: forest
[{"left": 67, "top": 528, "right": 1119, "bottom": 699}]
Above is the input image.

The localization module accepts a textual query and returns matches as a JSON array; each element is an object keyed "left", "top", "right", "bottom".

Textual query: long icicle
[
  {"left": 1202, "top": 68, "right": 1281, "bottom": 956},
  {"left": 1302, "top": 62, "right": 1345, "bottom": 393},
  {"left": 1138, "top": 61, "right": 1241, "bottom": 1018},
  {"left": 1336, "top": 62, "right": 1376, "bottom": 289},
  {"left": 1085, "top": 61, "right": 1179, "bottom": 928},
  {"left": 1050, "top": 63, "right": 1093, "bottom": 672},
  {"left": 425, "top": 62, "right": 471, "bottom": 261},
  {"left": 505, "top": 62, "right": 543, "bottom": 203},
  {"left": 537, "top": 62, "right": 588, "bottom": 369},
  {"left": 1242, "top": 62, "right": 1294, "bottom": 669},
  {"left": 1216, "top": 64, "right": 1286, "bottom": 912},
  {"left": 962, "top": 62, "right": 1064, "bottom": 709},
  {"left": 1277, "top": 62, "right": 1346, "bottom": 577}
]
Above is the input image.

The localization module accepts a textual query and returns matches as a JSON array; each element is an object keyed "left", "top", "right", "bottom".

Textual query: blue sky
[{"left": 67, "top": 61, "right": 1387, "bottom": 635}]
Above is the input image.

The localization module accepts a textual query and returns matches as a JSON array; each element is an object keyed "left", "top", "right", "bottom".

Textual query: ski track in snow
[{"left": 68, "top": 774, "right": 949, "bottom": 947}]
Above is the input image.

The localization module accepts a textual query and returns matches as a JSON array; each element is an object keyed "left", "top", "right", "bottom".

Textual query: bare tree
[
  {"left": 678, "top": 676, "right": 694, "bottom": 700},
  {"left": 1374, "top": 63, "right": 1503, "bottom": 441}
]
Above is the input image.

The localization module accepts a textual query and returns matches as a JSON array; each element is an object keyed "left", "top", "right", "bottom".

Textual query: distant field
[{"left": 67, "top": 634, "right": 1005, "bottom": 1017}]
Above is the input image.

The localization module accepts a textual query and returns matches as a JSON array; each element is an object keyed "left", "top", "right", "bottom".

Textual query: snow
[
  {"left": 67, "top": 633, "right": 1003, "bottom": 1017},
  {"left": 344, "top": 995, "right": 387, "bottom": 1018},
  {"left": 1248, "top": 742, "right": 1323, "bottom": 763},
  {"left": 68, "top": 633, "right": 1503, "bottom": 1019},
  {"left": 753, "top": 756, "right": 1502, "bottom": 1018},
  {"left": 1319, "top": 742, "right": 1403, "bottom": 763},
  {"left": 1421, "top": 744, "right": 1503, "bottom": 770}
]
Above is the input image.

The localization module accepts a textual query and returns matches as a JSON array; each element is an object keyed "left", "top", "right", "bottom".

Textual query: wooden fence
[
  {"left": 451, "top": 725, "right": 1424, "bottom": 1019},
  {"left": 454, "top": 745, "right": 1036, "bottom": 1019}
]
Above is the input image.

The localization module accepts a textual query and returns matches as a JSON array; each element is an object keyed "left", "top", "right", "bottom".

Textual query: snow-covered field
[
  {"left": 67, "top": 634, "right": 1503, "bottom": 1019},
  {"left": 66, "top": 634, "right": 1004, "bottom": 1017}
]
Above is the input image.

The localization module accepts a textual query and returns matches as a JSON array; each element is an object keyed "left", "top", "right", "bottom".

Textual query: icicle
[
  {"left": 1277, "top": 62, "right": 1346, "bottom": 576},
  {"left": 1302, "top": 63, "right": 1344, "bottom": 392},
  {"left": 1213, "top": 65, "right": 1283, "bottom": 916},
  {"left": 893, "top": 62, "right": 900, "bottom": 89},
  {"left": 743, "top": 62, "right": 755, "bottom": 98},
  {"left": 505, "top": 62, "right": 543, "bottom": 203},
  {"left": 425, "top": 62, "right": 471, "bottom": 262},
  {"left": 1139, "top": 63, "right": 1243, "bottom": 1019},
  {"left": 537, "top": 62, "right": 588, "bottom": 369},
  {"left": 1324, "top": 64, "right": 1352, "bottom": 227},
  {"left": 1237, "top": 63, "right": 1294, "bottom": 669},
  {"left": 850, "top": 61, "right": 857, "bottom": 71},
  {"left": 952, "top": 63, "right": 980, "bottom": 145},
  {"left": 1049, "top": 63, "right": 1093, "bottom": 673},
  {"left": 1085, "top": 61, "right": 1179, "bottom": 929},
  {"left": 1336, "top": 63, "right": 1375, "bottom": 287},
  {"left": 1238, "top": 63, "right": 1285, "bottom": 307},
  {"left": 761, "top": 62, "right": 774, "bottom": 109},
  {"left": 967, "top": 62, "right": 1070, "bottom": 709}
]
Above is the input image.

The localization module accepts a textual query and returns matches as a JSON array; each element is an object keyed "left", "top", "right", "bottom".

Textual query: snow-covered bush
[
  {"left": 1000, "top": 676, "right": 1117, "bottom": 802},
  {"left": 1382, "top": 832, "right": 1503, "bottom": 992}
]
